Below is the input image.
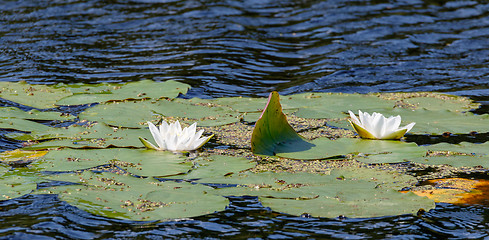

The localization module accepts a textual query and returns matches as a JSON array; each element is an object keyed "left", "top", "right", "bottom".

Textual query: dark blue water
[{"left": 2, "top": 0, "right": 489, "bottom": 238}]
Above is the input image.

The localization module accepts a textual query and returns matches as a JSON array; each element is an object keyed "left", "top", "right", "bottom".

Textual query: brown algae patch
[
  {"left": 375, "top": 92, "right": 479, "bottom": 110},
  {"left": 204, "top": 115, "right": 356, "bottom": 148}
]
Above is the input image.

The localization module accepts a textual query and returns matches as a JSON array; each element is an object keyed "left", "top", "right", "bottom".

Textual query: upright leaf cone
[
  {"left": 139, "top": 120, "right": 213, "bottom": 152},
  {"left": 348, "top": 110, "right": 415, "bottom": 140},
  {"left": 251, "top": 91, "right": 307, "bottom": 155}
]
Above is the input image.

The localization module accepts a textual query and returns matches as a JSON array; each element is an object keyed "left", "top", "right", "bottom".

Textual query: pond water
[{"left": 1, "top": 0, "right": 489, "bottom": 239}]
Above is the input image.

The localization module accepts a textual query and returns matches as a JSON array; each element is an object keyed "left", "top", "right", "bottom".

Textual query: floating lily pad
[
  {"left": 39, "top": 171, "right": 228, "bottom": 221},
  {"left": 0, "top": 165, "right": 8, "bottom": 176},
  {"left": 380, "top": 108, "right": 489, "bottom": 135},
  {"left": 33, "top": 148, "right": 193, "bottom": 176},
  {"left": 0, "top": 118, "right": 51, "bottom": 132},
  {"left": 57, "top": 80, "right": 190, "bottom": 105},
  {"left": 212, "top": 168, "right": 434, "bottom": 218},
  {"left": 18, "top": 123, "right": 154, "bottom": 150},
  {"left": 0, "top": 149, "right": 48, "bottom": 165},
  {"left": 251, "top": 91, "right": 310, "bottom": 156},
  {"left": 0, "top": 81, "right": 73, "bottom": 109},
  {"left": 275, "top": 138, "right": 349, "bottom": 160},
  {"left": 0, "top": 107, "right": 75, "bottom": 121},
  {"left": 260, "top": 187, "right": 430, "bottom": 218},
  {"left": 0, "top": 170, "right": 39, "bottom": 200},
  {"left": 406, "top": 142, "right": 489, "bottom": 168},
  {"left": 112, "top": 149, "right": 192, "bottom": 177},
  {"left": 402, "top": 96, "right": 478, "bottom": 112},
  {"left": 280, "top": 92, "right": 396, "bottom": 119},
  {"left": 79, "top": 99, "right": 238, "bottom": 128},
  {"left": 171, "top": 155, "right": 255, "bottom": 181},
  {"left": 275, "top": 138, "right": 425, "bottom": 163},
  {"left": 180, "top": 97, "right": 268, "bottom": 114},
  {"left": 351, "top": 140, "right": 426, "bottom": 164}
]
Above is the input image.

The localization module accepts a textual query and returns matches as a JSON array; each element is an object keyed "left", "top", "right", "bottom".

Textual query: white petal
[
  {"left": 383, "top": 115, "right": 401, "bottom": 135},
  {"left": 348, "top": 110, "right": 361, "bottom": 126},
  {"left": 175, "top": 120, "right": 183, "bottom": 134},
  {"left": 185, "top": 129, "right": 205, "bottom": 150},
  {"left": 191, "top": 134, "right": 212, "bottom": 150},
  {"left": 401, "top": 122, "right": 416, "bottom": 133},
  {"left": 159, "top": 121, "right": 169, "bottom": 137},
  {"left": 166, "top": 134, "right": 179, "bottom": 151},
  {"left": 147, "top": 121, "right": 166, "bottom": 150},
  {"left": 372, "top": 113, "right": 386, "bottom": 138},
  {"left": 358, "top": 110, "right": 367, "bottom": 126}
]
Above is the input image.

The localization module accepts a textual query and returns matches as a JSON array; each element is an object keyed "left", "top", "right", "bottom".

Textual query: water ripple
[{"left": 1, "top": 0, "right": 488, "bottom": 98}]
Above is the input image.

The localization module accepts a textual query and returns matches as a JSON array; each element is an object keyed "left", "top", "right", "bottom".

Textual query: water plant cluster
[{"left": 1, "top": 80, "right": 489, "bottom": 221}]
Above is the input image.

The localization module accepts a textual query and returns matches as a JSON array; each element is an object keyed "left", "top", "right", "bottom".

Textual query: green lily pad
[
  {"left": 403, "top": 96, "right": 478, "bottom": 112},
  {"left": 251, "top": 91, "right": 310, "bottom": 156},
  {"left": 57, "top": 80, "right": 190, "bottom": 105},
  {"left": 112, "top": 149, "right": 192, "bottom": 177},
  {"left": 0, "top": 165, "right": 8, "bottom": 176},
  {"left": 407, "top": 142, "right": 489, "bottom": 168},
  {"left": 275, "top": 138, "right": 425, "bottom": 163},
  {"left": 171, "top": 155, "right": 255, "bottom": 181},
  {"left": 211, "top": 168, "right": 434, "bottom": 218},
  {"left": 275, "top": 138, "right": 348, "bottom": 160},
  {"left": 180, "top": 97, "right": 268, "bottom": 113},
  {"left": 0, "top": 107, "right": 75, "bottom": 121},
  {"left": 380, "top": 108, "right": 489, "bottom": 135},
  {"left": 260, "top": 188, "right": 430, "bottom": 218},
  {"left": 281, "top": 92, "right": 396, "bottom": 119},
  {"left": 0, "top": 170, "right": 39, "bottom": 200},
  {"left": 19, "top": 123, "right": 153, "bottom": 150},
  {"left": 39, "top": 171, "right": 228, "bottom": 221},
  {"left": 0, "top": 118, "right": 52, "bottom": 132},
  {"left": 351, "top": 140, "right": 426, "bottom": 164},
  {"left": 79, "top": 99, "right": 239, "bottom": 128},
  {"left": 33, "top": 148, "right": 193, "bottom": 176},
  {"left": 0, "top": 81, "right": 73, "bottom": 109}
]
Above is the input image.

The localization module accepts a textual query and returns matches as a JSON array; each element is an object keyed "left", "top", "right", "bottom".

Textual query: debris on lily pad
[
  {"left": 57, "top": 80, "right": 191, "bottom": 105},
  {"left": 3, "top": 81, "right": 489, "bottom": 220},
  {"left": 38, "top": 171, "right": 229, "bottom": 221},
  {"left": 0, "top": 81, "right": 72, "bottom": 109},
  {"left": 211, "top": 168, "right": 434, "bottom": 218}
]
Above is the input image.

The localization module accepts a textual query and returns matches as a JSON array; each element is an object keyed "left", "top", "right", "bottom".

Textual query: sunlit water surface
[{"left": 2, "top": 0, "right": 489, "bottom": 238}]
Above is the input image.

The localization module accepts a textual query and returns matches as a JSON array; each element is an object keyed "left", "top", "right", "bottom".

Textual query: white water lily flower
[
  {"left": 348, "top": 110, "right": 415, "bottom": 140},
  {"left": 139, "top": 120, "right": 213, "bottom": 152}
]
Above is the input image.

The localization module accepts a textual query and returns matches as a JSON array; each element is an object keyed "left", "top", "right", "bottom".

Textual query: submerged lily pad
[
  {"left": 39, "top": 171, "right": 228, "bottom": 221},
  {"left": 57, "top": 80, "right": 190, "bottom": 105}
]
